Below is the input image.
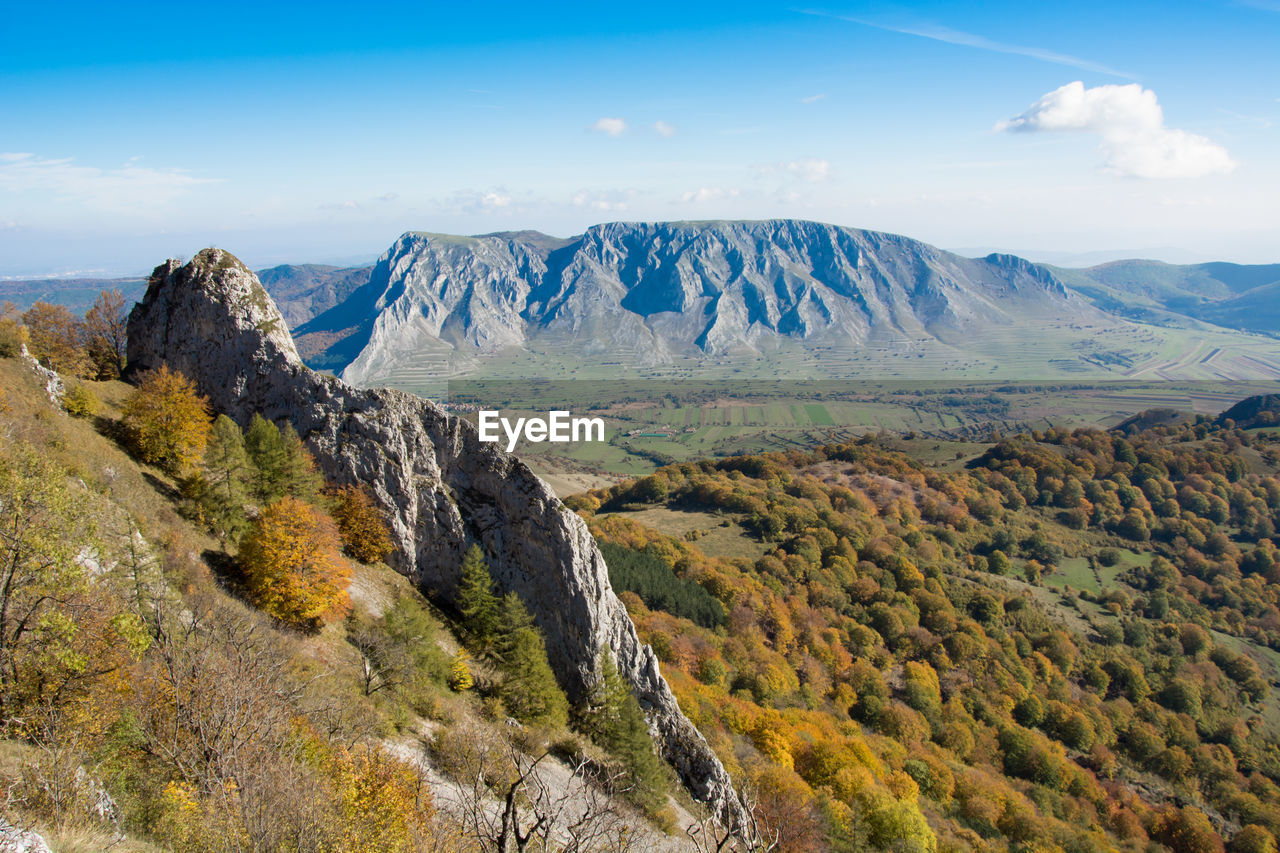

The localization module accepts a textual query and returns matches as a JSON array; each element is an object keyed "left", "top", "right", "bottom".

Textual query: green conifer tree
[
  {"left": 200, "top": 414, "right": 253, "bottom": 545},
  {"left": 581, "top": 651, "right": 667, "bottom": 814},
  {"left": 495, "top": 591, "right": 567, "bottom": 727},
  {"left": 279, "top": 422, "right": 324, "bottom": 502},
  {"left": 245, "top": 414, "right": 288, "bottom": 502},
  {"left": 455, "top": 544, "right": 499, "bottom": 650}
]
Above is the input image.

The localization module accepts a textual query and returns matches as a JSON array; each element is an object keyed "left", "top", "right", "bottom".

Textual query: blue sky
[{"left": 2, "top": 1, "right": 1277, "bottom": 276}]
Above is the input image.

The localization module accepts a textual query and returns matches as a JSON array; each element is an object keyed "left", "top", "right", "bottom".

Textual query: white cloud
[
  {"left": 572, "top": 189, "right": 634, "bottom": 212},
  {"left": 756, "top": 158, "right": 832, "bottom": 184},
  {"left": 801, "top": 94, "right": 827, "bottom": 104},
  {"left": 653, "top": 120, "right": 676, "bottom": 138},
  {"left": 998, "top": 82, "right": 1236, "bottom": 179},
  {"left": 319, "top": 200, "right": 361, "bottom": 211},
  {"left": 680, "top": 187, "right": 740, "bottom": 203},
  {"left": 446, "top": 188, "right": 516, "bottom": 213},
  {"left": 590, "top": 117, "right": 628, "bottom": 136},
  {"left": 0, "top": 152, "right": 217, "bottom": 206}
]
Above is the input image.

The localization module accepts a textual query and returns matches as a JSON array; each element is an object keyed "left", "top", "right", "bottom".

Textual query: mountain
[
  {"left": 1052, "top": 260, "right": 1280, "bottom": 332},
  {"left": 253, "top": 263, "right": 373, "bottom": 327},
  {"left": 297, "top": 219, "right": 1132, "bottom": 388},
  {"left": 126, "top": 249, "right": 749, "bottom": 832},
  {"left": 0, "top": 275, "right": 148, "bottom": 314},
  {"left": 0, "top": 263, "right": 373, "bottom": 327}
]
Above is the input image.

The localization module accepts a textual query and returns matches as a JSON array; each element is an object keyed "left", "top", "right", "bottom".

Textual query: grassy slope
[{"left": 0, "top": 356, "right": 681, "bottom": 850}]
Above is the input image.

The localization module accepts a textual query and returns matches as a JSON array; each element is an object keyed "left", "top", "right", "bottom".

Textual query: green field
[{"left": 443, "top": 378, "right": 1280, "bottom": 487}]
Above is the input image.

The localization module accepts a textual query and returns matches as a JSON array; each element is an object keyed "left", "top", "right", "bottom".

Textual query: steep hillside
[
  {"left": 0, "top": 351, "right": 708, "bottom": 851},
  {"left": 568, "top": 408, "right": 1280, "bottom": 851},
  {"left": 253, "top": 263, "right": 373, "bottom": 327},
  {"left": 126, "top": 248, "right": 748, "bottom": 829}
]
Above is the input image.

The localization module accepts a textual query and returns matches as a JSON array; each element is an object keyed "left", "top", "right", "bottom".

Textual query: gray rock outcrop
[
  {"left": 0, "top": 819, "right": 52, "bottom": 853},
  {"left": 126, "top": 249, "right": 749, "bottom": 832},
  {"left": 293, "top": 219, "right": 1104, "bottom": 385}
]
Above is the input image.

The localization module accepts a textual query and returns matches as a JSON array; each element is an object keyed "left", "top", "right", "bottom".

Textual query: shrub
[{"left": 61, "top": 383, "right": 99, "bottom": 418}]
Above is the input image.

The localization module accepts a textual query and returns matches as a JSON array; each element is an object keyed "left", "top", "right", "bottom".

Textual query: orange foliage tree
[
  {"left": 239, "top": 496, "right": 351, "bottom": 628},
  {"left": 21, "top": 300, "right": 92, "bottom": 377},
  {"left": 82, "top": 288, "right": 129, "bottom": 379},
  {"left": 121, "top": 365, "right": 212, "bottom": 475},
  {"left": 328, "top": 484, "right": 394, "bottom": 564}
]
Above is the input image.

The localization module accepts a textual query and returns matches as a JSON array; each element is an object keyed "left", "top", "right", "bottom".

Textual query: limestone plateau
[
  {"left": 293, "top": 219, "right": 1104, "bottom": 383},
  {"left": 125, "top": 249, "right": 751, "bottom": 832}
]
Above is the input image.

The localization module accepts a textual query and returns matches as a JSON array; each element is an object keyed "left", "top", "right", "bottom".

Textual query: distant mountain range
[
  {"left": 5, "top": 220, "right": 1279, "bottom": 385},
  {"left": 0, "top": 263, "right": 373, "bottom": 326},
  {"left": 1051, "top": 260, "right": 1280, "bottom": 333}
]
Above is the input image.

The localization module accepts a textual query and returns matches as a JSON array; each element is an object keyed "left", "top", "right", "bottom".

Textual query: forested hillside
[
  {"left": 571, "top": 408, "right": 1280, "bottom": 852},
  {"left": 0, "top": 308, "right": 689, "bottom": 851}
]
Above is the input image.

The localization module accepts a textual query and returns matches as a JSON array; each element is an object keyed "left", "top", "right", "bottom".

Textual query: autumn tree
[
  {"left": 21, "top": 300, "right": 92, "bottom": 377},
  {"left": 329, "top": 484, "right": 393, "bottom": 564},
  {"left": 0, "top": 441, "right": 148, "bottom": 733},
  {"left": 82, "top": 288, "right": 128, "bottom": 379},
  {"left": 448, "top": 649, "right": 474, "bottom": 691},
  {"left": 0, "top": 301, "right": 27, "bottom": 357},
  {"left": 239, "top": 496, "right": 351, "bottom": 628},
  {"left": 121, "top": 365, "right": 212, "bottom": 475}
]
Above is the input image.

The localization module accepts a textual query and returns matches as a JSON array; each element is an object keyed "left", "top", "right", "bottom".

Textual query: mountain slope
[
  {"left": 1054, "top": 260, "right": 1280, "bottom": 333},
  {"left": 126, "top": 248, "right": 749, "bottom": 830},
  {"left": 300, "top": 220, "right": 1125, "bottom": 388}
]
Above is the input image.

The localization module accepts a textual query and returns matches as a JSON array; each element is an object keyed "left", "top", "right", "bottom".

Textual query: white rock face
[
  {"left": 0, "top": 820, "right": 53, "bottom": 853},
  {"left": 126, "top": 248, "right": 749, "bottom": 831},
  {"left": 311, "top": 220, "right": 1101, "bottom": 384}
]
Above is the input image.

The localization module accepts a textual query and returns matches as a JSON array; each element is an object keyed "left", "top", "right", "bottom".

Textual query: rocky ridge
[
  {"left": 293, "top": 219, "right": 1104, "bottom": 385},
  {"left": 125, "top": 249, "right": 749, "bottom": 830}
]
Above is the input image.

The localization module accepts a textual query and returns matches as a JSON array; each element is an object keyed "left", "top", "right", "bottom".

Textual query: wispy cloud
[
  {"left": 653, "top": 120, "right": 676, "bottom": 138},
  {"left": 999, "top": 82, "right": 1236, "bottom": 179},
  {"left": 757, "top": 158, "right": 832, "bottom": 183},
  {"left": 800, "top": 93, "right": 827, "bottom": 104},
  {"left": 572, "top": 189, "right": 635, "bottom": 212},
  {"left": 589, "top": 117, "right": 628, "bottom": 136},
  {"left": 447, "top": 188, "right": 515, "bottom": 213},
  {"left": 0, "top": 153, "right": 217, "bottom": 207},
  {"left": 804, "top": 11, "right": 1133, "bottom": 79},
  {"left": 680, "top": 187, "right": 740, "bottom": 203}
]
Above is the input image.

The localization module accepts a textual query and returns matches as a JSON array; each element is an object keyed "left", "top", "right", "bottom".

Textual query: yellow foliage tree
[
  {"left": 448, "top": 648, "right": 474, "bottom": 691},
  {"left": 121, "top": 365, "right": 212, "bottom": 475},
  {"left": 239, "top": 496, "right": 351, "bottom": 628},
  {"left": 21, "top": 300, "right": 92, "bottom": 377},
  {"left": 328, "top": 483, "right": 394, "bottom": 564},
  {"left": 329, "top": 743, "right": 434, "bottom": 853}
]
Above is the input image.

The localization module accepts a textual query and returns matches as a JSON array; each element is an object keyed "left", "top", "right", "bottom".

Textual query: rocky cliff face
[
  {"left": 126, "top": 249, "right": 749, "bottom": 831},
  {"left": 295, "top": 220, "right": 1103, "bottom": 385}
]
